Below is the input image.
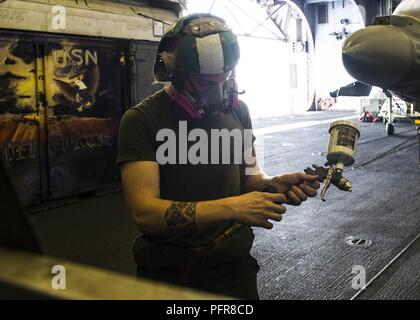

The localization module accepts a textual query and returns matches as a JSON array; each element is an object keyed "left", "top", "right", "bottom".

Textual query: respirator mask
[{"left": 169, "top": 76, "right": 240, "bottom": 120}]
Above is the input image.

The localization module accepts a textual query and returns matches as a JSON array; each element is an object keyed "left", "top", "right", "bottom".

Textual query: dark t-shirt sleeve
[
  {"left": 235, "top": 100, "right": 256, "bottom": 142},
  {"left": 117, "top": 108, "right": 156, "bottom": 166},
  {"left": 235, "top": 100, "right": 257, "bottom": 193}
]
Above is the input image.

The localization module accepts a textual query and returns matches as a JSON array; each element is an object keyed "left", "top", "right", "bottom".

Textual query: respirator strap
[
  {"left": 185, "top": 76, "right": 207, "bottom": 113},
  {"left": 169, "top": 81, "right": 204, "bottom": 121}
]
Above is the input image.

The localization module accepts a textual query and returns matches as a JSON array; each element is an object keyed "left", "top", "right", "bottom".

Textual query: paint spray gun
[
  {"left": 182, "top": 120, "right": 361, "bottom": 284},
  {"left": 304, "top": 120, "right": 360, "bottom": 201}
]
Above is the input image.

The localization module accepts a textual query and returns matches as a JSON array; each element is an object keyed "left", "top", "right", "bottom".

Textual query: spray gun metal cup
[
  {"left": 327, "top": 120, "right": 360, "bottom": 172},
  {"left": 317, "top": 120, "right": 360, "bottom": 201}
]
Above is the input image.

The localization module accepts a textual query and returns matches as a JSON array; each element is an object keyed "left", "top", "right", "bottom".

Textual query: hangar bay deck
[{"left": 29, "top": 110, "right": 420, "bottom": 300}]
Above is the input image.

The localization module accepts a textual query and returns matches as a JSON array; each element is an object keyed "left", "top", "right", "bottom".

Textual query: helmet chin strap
[
  {"left": 184, "top": 76, "right": 207, "bottom": 113},
  {"left": 184, "top": 76, "right": 228, "bottom": 116}
]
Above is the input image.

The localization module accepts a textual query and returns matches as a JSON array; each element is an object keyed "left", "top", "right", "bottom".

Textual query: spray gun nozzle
[{"left": 305, "top": 164, "right": 353, "bottom": 201}]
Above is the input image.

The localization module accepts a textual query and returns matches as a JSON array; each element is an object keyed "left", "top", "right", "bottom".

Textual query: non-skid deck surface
[{"left": 29, "top": 111, "right": 420, "bottom": 299}]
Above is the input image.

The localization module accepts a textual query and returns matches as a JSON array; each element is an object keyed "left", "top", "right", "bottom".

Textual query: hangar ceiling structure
[
  {"left": 186, "top": 0, "right": 315, "bottom": 118},
  {"left": 96, "top": 0, "right": 400, "bottom": 115},
  {"left": 185, "top": 0, "right": 402, "bottom": 115}
]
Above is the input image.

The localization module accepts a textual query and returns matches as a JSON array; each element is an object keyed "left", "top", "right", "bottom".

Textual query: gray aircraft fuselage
[{"left": 342, "top": 14, "right": 420, "bottom": 105}]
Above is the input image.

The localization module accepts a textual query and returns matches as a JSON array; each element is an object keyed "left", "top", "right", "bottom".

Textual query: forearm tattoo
[{"left": 164, "top": 201, "right": 197, "bottom": 234}]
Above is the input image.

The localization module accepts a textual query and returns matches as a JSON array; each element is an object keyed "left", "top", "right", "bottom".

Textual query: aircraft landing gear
[
  {"left": 385, "top": 92, "right": 394, "bottom": 136},
  {"left": 386, "top": 122, "right": 395, "bottom": 136}
]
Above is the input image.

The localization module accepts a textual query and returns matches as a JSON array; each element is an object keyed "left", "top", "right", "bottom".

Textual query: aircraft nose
[{"left": 342, "top": 26, "right": 412, "bottom": 88}]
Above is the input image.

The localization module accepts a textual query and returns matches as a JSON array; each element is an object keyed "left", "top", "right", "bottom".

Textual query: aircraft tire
[{"left": 386, "top": 123, "right": 395, "bottom": 136}]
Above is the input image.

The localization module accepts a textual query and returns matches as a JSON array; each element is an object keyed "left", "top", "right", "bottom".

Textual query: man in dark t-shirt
[{"left": 117, "top": 14, "right": 320, "bottom": 299}]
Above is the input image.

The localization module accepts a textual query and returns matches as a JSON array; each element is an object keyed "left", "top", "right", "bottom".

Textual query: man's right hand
[{"left": 220, "top": 192, "right": 287, "bottom": 229}]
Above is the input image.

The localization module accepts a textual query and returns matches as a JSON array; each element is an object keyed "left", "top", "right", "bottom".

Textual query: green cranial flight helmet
[{"left": 153, "top": 13, "right": 240, "bottom": 82}]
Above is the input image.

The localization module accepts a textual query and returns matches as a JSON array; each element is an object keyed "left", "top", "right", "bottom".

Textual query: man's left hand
[{"left": 270, "top": 173, "right": 321, "bottom": 206}]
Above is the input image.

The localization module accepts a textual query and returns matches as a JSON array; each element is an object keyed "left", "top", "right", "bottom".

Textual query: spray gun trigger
[{"left": 304, "top": 164, "right": 328, "bottom": 182}]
